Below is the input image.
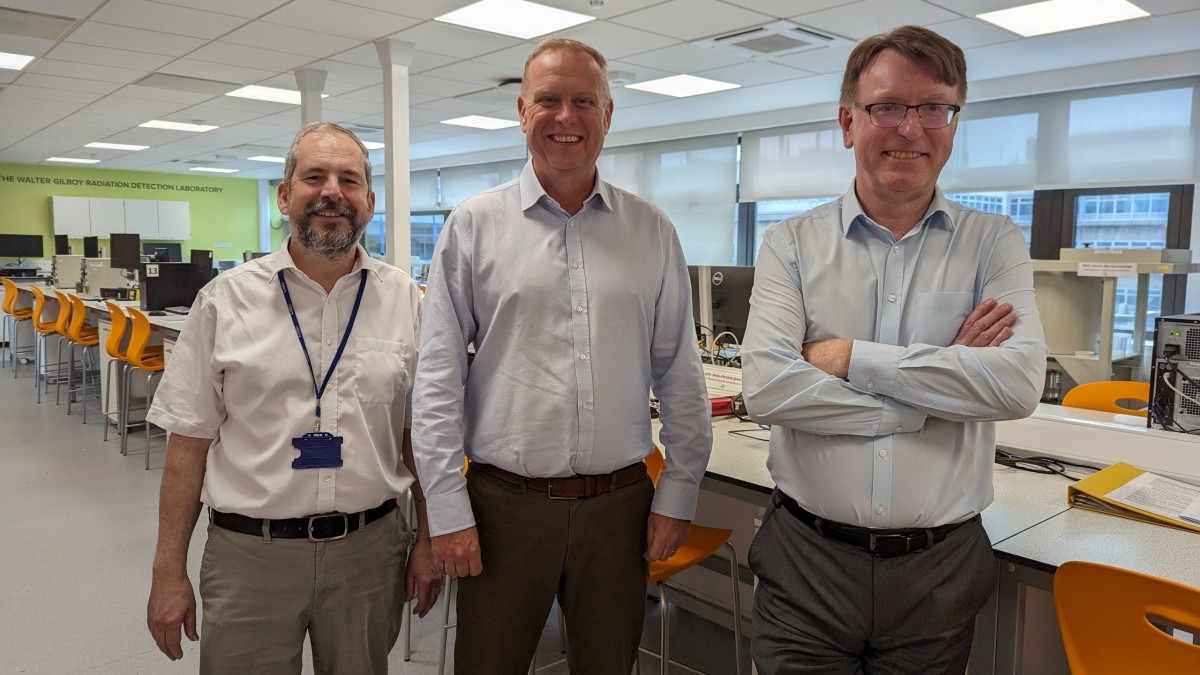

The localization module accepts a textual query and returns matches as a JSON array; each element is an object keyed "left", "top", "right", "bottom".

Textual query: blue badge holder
[{"left": 292, "top": 431, "right": 344, "bottom": 469}]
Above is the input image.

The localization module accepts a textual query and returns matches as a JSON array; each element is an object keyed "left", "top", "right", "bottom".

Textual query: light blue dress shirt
[
  {"left": 412, "top": 162, "right": 713, "bottom": 537},
  {"left": 742, "top": 185, "right": 1048, "bottom": 529}
]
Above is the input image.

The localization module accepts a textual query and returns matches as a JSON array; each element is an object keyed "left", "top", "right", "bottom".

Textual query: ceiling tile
[
  {"left": 222, "top": 22, "right": 360, "bottom": 59},
  {"left": 17, "top": 72, "right": 123, "bottom": 95},
  {"left": 733, "top": 0, "right": 849, "bottom": 19},
  {"left": 697, "top": 60, "right": 816, "bottom": 86},
  {"left": 333, "top": 0, "right": 471, "bottom": 21},
  {"left": 91, "top": 0, "right": 249, "bottom": 39},
  {"left": 796, "top": 0, "right": 961, "bottom": 40},
  {"left": 610, "top": 0, "right": 776, "bottom": 42},
  {"left": 622, "top": 43, "right": 753, "bottom": 73},
  {"left": 45, "top": 42, "right": 174, "bottom": 71},
  {"left": 260, "top": 0, "right": 421, "bottom": 40},
  {"left": 187, "top": 41, "right": 314, "bottom": 73},
  {"left": 65, "top": 21, "right": 207, "bottom": 56},
  {"left": 27, "top": 58, "right": 146, "bottom": 84},
  {"left": 556, "top": 21, "right": 681, "bottom": 60},
  {"left": 2, "top": 83, "right": 99, "bottom": 104},
  {"left": 0, "top": 34, "right": 57, "bottom": 58},
  {"left": 421, "top": 60, "right": 523, "bottom": 88},
  {"left": 410, "top": 74, "right": 486, "bottom": 98},
  {"left": 769, "top": 43, "right": 856, "bottom": 75},
  {"left": 388, "top": 21, "right": 524, "bottom": 60},
  {"left": 927, "top": 18, "right": 1019, "bottom": 50},
  {"left": 0, "top": 0, "right": 106, "bottom": 16},
  {"left": 159, "top": 59, "right": 277, "bottom": 88},
  {"left": 146, "top": 0, "right": 292, "bottom": 19}
]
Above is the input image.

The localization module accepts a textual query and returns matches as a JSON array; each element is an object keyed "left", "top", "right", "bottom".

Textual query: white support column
[
  {"left": 375, "top": 39, "right": 415, "bottom": 269},
  {"left": 294, "top": 68, "right": 327, "bottom": 127},
  {"left": 258, "top": 178, "right": 273, "bottom": 252}
]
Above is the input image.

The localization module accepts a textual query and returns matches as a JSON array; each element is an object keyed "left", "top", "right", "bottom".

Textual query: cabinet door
[
  {"left": 52, "top": 196, "right": 91, "bottom": 236},
  {"left": 89, "top": 198, "right": 126, "bottom": 236},
  {"left": 123, "top": 199, "right": 160, "bottom": 237},
  {"left": 157, "top": 201, "right": 190, "bottom": 240}
]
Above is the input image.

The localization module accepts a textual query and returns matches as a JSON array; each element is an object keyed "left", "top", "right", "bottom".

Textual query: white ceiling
[{"left": 0, "top": 0, "right": 1198, "bottom": 180}]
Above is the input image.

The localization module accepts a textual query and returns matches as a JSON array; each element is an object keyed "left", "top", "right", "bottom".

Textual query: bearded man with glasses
[{"left": 742, "top": 25, "right": 1048, "bottom": 674}]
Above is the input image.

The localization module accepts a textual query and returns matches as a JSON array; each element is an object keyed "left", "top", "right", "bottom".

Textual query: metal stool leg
[{"left": 438, "top": 575, "right": 456, "bottom": 675}]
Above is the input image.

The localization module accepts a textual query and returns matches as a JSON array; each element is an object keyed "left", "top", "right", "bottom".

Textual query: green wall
[{"left": 0, "top": 162, "right": 260, "bottom": 263}]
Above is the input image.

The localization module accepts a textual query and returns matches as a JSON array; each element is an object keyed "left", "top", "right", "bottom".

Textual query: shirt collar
[
  {"left": 518, "top": 159, "right": 613, "bottom": 215},
  {"left": 840, "top": 182, "right": 956, "bottom": 238},
  {"left": 262, "top": 238, "right": 382, "bottom": 284}
]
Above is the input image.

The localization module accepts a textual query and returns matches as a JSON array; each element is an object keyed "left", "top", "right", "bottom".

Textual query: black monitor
[
  {"left": 190, "top": 249, "right": 214, "bottom": 286},
  {"left": 110, "top": 233, "right": 142, "bottom": 270},
  {"left": 0, "top": 234, "right": 44, "bottom": 260},
  {"left": 707, "top": 266, "right": 755, "bottom": 344},
  {"left": 143, "top": 242, "right": 182, "bottom": 262},
  {"left": 54, "top": 234, "right": 70, "bottom": 256},
  {"left": 83, "top": 236, "right": 99, "bottom": 258}
]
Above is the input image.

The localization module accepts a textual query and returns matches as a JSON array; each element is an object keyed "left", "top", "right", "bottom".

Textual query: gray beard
[{"left": 295, "top": 206, "right": 364, "bottom": 260}]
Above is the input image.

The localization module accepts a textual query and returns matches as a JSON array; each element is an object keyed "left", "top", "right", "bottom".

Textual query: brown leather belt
[{"left": 471, "top": 461, "right": 647, "bottom": 499}]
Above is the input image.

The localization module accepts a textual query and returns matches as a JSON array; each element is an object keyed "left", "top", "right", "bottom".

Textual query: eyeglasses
[{"left": 856, "top": 102, "right": 961, "bottom": 129}]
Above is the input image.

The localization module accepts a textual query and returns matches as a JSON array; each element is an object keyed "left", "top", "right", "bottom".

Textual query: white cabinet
[
  {"left": 89, "top": 198, "right": 125, "bottom": 236},
  {"left": 157, "top": 201, "right": 190, "bottom": 240},
  {"left": 52, "top": 196, "right": 91, "bottom": 236},
  {"left": 123, "top": 199, "right": 159, "bottom": 236}
]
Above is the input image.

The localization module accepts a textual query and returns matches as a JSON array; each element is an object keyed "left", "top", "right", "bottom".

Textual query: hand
[
  {"left": 431, "top": 527, "right": 483, "bottom": 578},
  {"left": 405, "top": 538, "right": 443, "bottom": 618},
  {"left": 953, "top": 299, "right": 1016, "bottom": 347},
  {"left": 147, "top": 572, "right": 199, "bottom": 661},
  {"left": 801, "top": 338, "right": 853, "bottom": 379},
  {"left": 645, "top": 513, "right": 691, "bottom": 562}
]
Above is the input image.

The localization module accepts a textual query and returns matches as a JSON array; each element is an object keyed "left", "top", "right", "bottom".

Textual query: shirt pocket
[
  {"left": 913, "top": 292, "right": 974, "bottom": 347},
  {"left": 354, "top": 338, "right": 409, "bottom": 405}
]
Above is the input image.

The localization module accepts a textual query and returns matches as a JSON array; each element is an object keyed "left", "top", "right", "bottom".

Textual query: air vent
[
  {"left": 0, "top": 7, "right": 78, "bottom": 40},
  {"left": 134, "top": 73, "right": 239, "bottom": 96},
  {"left": 696, "top": 21, "right": 849, "bottom": 59},
  {"left": 179, "top": 159, "right": 218, "bottom": 165}
]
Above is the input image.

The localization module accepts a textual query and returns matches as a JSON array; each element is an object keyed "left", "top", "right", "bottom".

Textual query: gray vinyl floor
[{"left": 0, "top": 356, "right": 747, "bottom": 674}]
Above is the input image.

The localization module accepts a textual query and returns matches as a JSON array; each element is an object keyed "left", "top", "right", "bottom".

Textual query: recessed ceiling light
[
  {"left": 977, "top": 0, "right": 1149, "bottom": 37},
  {"left": 435, "top": 0, "right": 594, "bottom": 40},
  {"left": 441, "top": 115, "right": 521, "bottom": 130},
  {"left": 226, "top": 85, "right": 329, "bottom": 105},
  {"left": 362, "top": 141, "right": 385, "bottom": 150},
  {"left": 248, "top": 155, "right": 285, "bottom": 163},
  {"left": 140, "top": 120, "right": 219, "bottom": 132},
  {"left": 625, "top": 75, "right": 740, "bottom": 98},
  {"left": 85, "top": 142, "right": 149, "bottom": 151},
  {"left": 0, "top": 51, "right": 35, "bottom": 71},
  {"left": 47, "top": 157, "right": 100, "bottom": 164},
  {"left": 190, "top": 167, "right": 239, "bottom": 174}
]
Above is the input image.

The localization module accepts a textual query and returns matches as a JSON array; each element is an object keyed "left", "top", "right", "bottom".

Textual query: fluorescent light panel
[
  {"left": 47, "top": 157, "right": 99, "bottom": 164},
  {"left": 362, "top": 141, "right": 385, "bottom": 150},
  {"left": 226, "top": 85, "right": 328, "bottom": 105},
  {"left": 435, "top": 0, "right": 594, "bottom": 40},
  {"left": 441, "top": 115, "right": 520, "bottom": 130},
  {"left": 190, "top": 167, "right": 239, "bottom": 174},
  {"left": 140, "top": 120, "right": 218, "bottom": 132},
  {"left": 0, "top": 51, "right": 35, "bottom": 71},
  {"left": 626, "top": 75, "right": 740, "bottom": 98},
  {"left": 85, "top": 142, "right": 148, "bottom": 151},
  {"left": 977, "top": 0, "right": 1149, "bottom": 37},
  {"left": 248, "top": 155, "right": 285, "bottom": 163}
]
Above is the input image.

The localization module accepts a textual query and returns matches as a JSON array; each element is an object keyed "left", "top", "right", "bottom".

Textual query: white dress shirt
[
  {"left": 742, "top": 185, "right": 1048, "bottom": 529},
  {"left": 412, "top": 162, "right": 713, "bottom": 537},
  {"left": 147, "top": 242, "right": 422, "bottom": 519}
]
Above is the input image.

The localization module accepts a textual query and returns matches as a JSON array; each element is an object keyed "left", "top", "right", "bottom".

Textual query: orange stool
[
  {"left": 101, "top": 301, "right": 132, "bottom": 444},
  {"left": 64, "top": 293, "right": 101, "bottom": 421},
  {"left": 123, "top": 307, "right": 165, "bottom": 468},
  {"left": 2, "top": 278, "right": 35, "bottom": 376},
  {"left": 28, "top": 286, "right": 64, "bottom": 402}
]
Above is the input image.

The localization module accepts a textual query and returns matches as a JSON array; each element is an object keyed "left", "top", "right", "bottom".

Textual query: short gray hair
[{"left": 282, "top": 122, "right": 372, "bottom": 185}]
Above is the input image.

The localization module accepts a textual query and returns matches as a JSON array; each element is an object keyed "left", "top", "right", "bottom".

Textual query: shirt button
[
  {"left": 576, "top": 305, "right": 584, "bottom": 313},
  {"left": 569, "top": 221, "right": 576, "bottom": 227},
  {"left": 887, "top": 293, "right": 897, "bottom": 302},
  {"left": 876, "top": 506, "right": 885, "bottom": 515},
  {"left": 879, "top": 449, "right": 887, "bottom": 458},
  {"left": 571, "top": 262, "right": 580, "bottom": 269},
  {"left": 866, "top": 380, "right": 874, "bottom": 389},
  {"left": 893, "top": 246, "right": 900, "bottom": 253},
  {"left": 326, "top": 338, "right": 333, "bottom": 346},
  {"left": 582, "top": 402, "right": 591, "bottom": 409},
  {"left": 894, "top": 426, "right": 903, "bottom": 433},
  {"left": 323, "top": 476, "right": 331, "bottom": 483},
  {"left": 578, "top": 353, "right": 587, "bottom": 360}
]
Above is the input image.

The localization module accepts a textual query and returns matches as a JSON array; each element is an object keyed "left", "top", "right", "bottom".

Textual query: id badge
[{"left": 292, "top": 431, "right": 344, "bottom": 469}]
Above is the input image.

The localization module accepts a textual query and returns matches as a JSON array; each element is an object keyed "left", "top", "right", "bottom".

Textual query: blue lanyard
[{"left": 278, "top": 268, "right": 368, "bottom": 431}]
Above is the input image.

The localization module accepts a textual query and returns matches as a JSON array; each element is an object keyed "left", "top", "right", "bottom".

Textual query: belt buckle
[
  {"left": 308, "top": 512, "right": 349, "bottom": 541},
  {"left": 546, "top": 478, "right": 579, "bottom": 500}
]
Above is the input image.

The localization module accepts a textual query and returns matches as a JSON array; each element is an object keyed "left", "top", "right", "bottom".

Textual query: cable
[
  {"left": 1160, "top": 369, "right": 1200, "bottom": 411},
  {"left": 993, "top": 449, "right": 1101, "bottom": 481}
]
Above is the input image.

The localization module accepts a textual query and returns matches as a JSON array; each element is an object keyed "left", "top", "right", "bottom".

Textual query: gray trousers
[{"left": 749, "top": 492, "right": 995, "bottom": 675}]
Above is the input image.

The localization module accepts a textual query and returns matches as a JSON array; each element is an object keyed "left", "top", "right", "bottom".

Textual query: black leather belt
[
  {"left": 210, "top": 500, "right": 396, "bottom": 542},
  {"left": 775, "top": 491, "right": 976, "bottom": 558},
  {"left": 472, "top": 462, "right": 647, "bottom": 499}
]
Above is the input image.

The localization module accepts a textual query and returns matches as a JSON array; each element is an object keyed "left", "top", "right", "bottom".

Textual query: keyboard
[{"left": 163, "top": 306, "right": 191, "bottom": 315}]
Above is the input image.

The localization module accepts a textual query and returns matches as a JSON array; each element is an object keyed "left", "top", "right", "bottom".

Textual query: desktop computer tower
[
  {"left": 1147, "top": 314, "right": 1200, "bottom": 432},
  {"left": 140, "top": 262, "right": 196, "bottom": 311}
]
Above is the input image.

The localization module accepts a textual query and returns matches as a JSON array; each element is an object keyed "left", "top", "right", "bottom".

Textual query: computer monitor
[
  {"left": 243, "top": 250, "right": 270, "bottom": 262},
  {"left": 83, "top": 236, "right": 99, "bottom": 258},
  {"left": 707, "top": 266, "right": 755, "bottom": 344},
  {"left": 54, "top": 234, "right": 70, "bottom": 256},
  {"left": 143, "top": 242, "right": 182, "bottom": 262},
  {"left": 109, "top": 233, "right": 141, "bottom": 270},
  {"left": 0, "top": 234, "right": 44, "bottom": 260},
  {"left": 190, "top": 249, "right": 214, "bottom": 286}
]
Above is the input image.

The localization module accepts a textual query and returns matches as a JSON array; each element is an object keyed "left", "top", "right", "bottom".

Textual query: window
[
  {"left": 359, "top": 211, "right": 447, "bottom": 267},
  {"left": 946, "top": 190, "right": 1035, "bottom": 245}
]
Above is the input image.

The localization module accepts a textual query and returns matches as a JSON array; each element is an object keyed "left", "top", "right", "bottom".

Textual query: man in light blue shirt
[
  {"left": 411, "top": 38, "right": 712, "bottom": 674},
  {"left": 742, "top": 26, "right": 1047, "bottom": 674}
]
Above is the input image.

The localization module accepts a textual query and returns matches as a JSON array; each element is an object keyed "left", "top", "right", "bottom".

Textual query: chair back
[
  {"left": 645, "top": 446, "right": 666, "bottom": 487},
  {"left": 103, "top": 300, "right": 129, "bottom": 360},
  {"left": 51, "top": 290, "right": 73, "bottom": 337},
  {"left": 1, "top": 277, "right": 18, "bottom": 315},
  {"left": 1054, "top": 560, "right": 1200, "bottom": 673},
  {"left": 29, "top": 286, "right": 57, "bottom": 334},
  {"left": 124, "top": 306, "right": 158, "bottom": 369},
  {"left": 65, "top": 293, "right": 94, "bottom": 342},
  {"left": 1061, "top": 380, "right": 1150, "bottom": 418}
]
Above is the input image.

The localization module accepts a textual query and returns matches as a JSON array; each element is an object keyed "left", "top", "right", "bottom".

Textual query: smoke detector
[{"left": 696, "top": 21, "right": 849, "bottom": 60}]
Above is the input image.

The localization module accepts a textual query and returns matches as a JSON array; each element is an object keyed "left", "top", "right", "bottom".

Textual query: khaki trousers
[
  {"left": 454, "top": 469, "right": 654, "bottom": 675},
  {"left": 198, "top": 507, "right": 411, "bottom": 675}
]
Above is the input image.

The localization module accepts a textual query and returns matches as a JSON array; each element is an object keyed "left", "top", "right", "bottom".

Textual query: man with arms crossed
[
  {"left": 146, "top": 122, "right": 440, "bottom": 674},
  {"left": 742, "top": 26, "right": 1047, "bottom": 674},
  {"left": 412, "top": 38, "right": 712, "bottom": 674}
]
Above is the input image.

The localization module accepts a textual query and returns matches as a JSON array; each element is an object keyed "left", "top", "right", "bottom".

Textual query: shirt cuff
[
  {"left": 145, "top": 406, "right": 220, "bottom": 440},
  {"left": 847, "top": 340, "right": 927, "bottom": 435},
  {"left": 424, "top": 487, "right": 477, "bottom": 537},
  {"left": 650, "top": 475, "right": 701, "bottom": 522}
]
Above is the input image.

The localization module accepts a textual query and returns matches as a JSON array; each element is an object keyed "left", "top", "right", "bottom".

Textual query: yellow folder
[{"left": 1067, "top": 462, "right": 1200, "bottom": 535}]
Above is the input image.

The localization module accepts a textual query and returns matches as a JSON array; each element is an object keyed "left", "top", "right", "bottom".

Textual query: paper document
[{"left": 1067, "top": 462, "right": 1200, "bottom": 534}]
